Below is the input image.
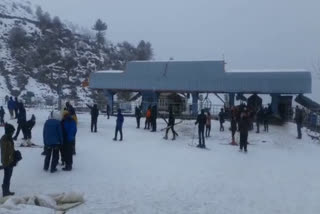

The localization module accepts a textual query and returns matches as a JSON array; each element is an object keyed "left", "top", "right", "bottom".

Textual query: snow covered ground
[{"left": 0, "top": 108, "right": 320, "bottom": 214}]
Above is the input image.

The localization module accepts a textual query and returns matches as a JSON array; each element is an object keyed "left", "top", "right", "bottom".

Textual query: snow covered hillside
[
  {"left": 0, "top": 0, "right": 153, "bottom": 104},
  {"left": 0, "top": 109, "right": 319, "bottom": 213}
]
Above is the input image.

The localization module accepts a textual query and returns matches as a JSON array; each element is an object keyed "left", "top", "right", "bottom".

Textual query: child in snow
[
  {"left": 205, "top": 111, "right": 211, "bottom": 137},
  {"left": 144, "top": 106, "right": 151, "bottom": 130}
]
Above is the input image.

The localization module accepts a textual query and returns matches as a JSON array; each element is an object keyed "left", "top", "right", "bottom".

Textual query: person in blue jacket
[
  {"left": 43, "top": 112, "right": 63, "bottom": 173},
  {"left": 7, "top": 97, "right": 15, "bottom": 119},
  {"left": 113, "top": 109, "right": 124, "bottom": 141},
  {"left": 62, "top": 113, "right": 77, "bottom": 171}
]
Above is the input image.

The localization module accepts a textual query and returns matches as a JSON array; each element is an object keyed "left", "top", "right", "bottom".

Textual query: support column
[
  {"left": 229, "top": 93, "right": 235, "bottom": 107},
  {"left": 104, "top": 90, "right": 114, "bottom": 115},
  {"left": 141, "top": 91, "right": 154, "bottom": 113},
  {"left": 192, "top": 92, "right": 199, "bottom": 116},
  {"left": 152, "top": 92, "right": 159, "bottom": 106},
  {"left": 271, "top": 93, "right": 280, "bottom": 115}
]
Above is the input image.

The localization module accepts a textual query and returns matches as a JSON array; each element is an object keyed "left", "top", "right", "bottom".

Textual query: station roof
[{"left": 89, "top": 60, "right": 312, "bottom": 94}]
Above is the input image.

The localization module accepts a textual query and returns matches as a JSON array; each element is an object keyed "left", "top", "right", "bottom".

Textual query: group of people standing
[
  {"left": 2, "top": 96, "right": 36, "bottom": 145},
  {"left": 195, "top": 104, "right": 268, "bottom": 152},
  {"left": 43, "top": 102, "right": 77, "bottom": 172},
  {"left": 143, "top": 105, "right": 158, "bottom": 132},
  {"left": 86, "top": 103, "right": 124, "bottom": 141}
]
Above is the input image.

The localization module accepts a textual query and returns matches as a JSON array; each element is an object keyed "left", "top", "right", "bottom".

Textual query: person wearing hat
[
  {"left": 0, "top": 123, "right": 16, "bottom": 196},
  {"left": 43, "top": 112, "right": 63, "bottom": 173}
]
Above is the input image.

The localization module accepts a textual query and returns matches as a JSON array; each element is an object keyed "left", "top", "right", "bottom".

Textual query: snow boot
[
  {"left": 62, "top": 166, "right": 72, "bottom": 171},
  {"left": 50, "top": 168, "right": 57, "bottom": 173},
  {"left": 2, "top": 185, "right": 14, "bottom": 197},
  {"left": 230, "top": 141, "right": 237, "bottom": 146}
]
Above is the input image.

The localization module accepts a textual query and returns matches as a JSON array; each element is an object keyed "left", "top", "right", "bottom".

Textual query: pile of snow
[{"left": 0, "top": 192, "right": 84, "bottom": 214}]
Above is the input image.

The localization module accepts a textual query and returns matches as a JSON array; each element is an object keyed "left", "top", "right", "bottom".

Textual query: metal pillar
[
  {"left": 104, "top": 90, "right": 114, "bottom": 115},
  {"left": 271, "top": 93, "right": 280, "bottom": 115},
  {"left": 229, "top": 93, "right": 235, "bottom": 107},
  {"left": 141, "top": 91, "right": 159, "bottom": 112},
  {"left": 152, "top": 92, "right": 159, "bottom": 106},
  {"left": 192, "top": 92, "right": 199, "bottom": 116}
]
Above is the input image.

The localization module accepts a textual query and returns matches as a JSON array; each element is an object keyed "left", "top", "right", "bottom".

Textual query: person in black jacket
[
  {"left": 256, "top": 107, "right": 264, "bottom": 133},
  {"left": 13, "top": 103, "right": 26, "bottom": 141},
  {"left": 294, "top": 106, "right": 304, "bottom": 139},
  {"left": 23, "top": 115, "right": 36, "bottom": 145},
  {"left": 14, "top": 97, "right": 19, "bottom": 119},
  {"left": 106, "top": 104, "right": 110, "bottom": 119},
  {"left": 219, "top": 108, "right": 225, "bottom": 131},
  {"left": 239, "top": 111, "right": 250, "bottom": 152},
  {"left": 86, "top": 104, "right": 99, "bottom": 132},
  {"left": 135, "top": 106, "right": 141, "bottom": 128},
  {"left": 164, "top": 109, "right": 176, "bottom": 140},
  {"left": 151, "top": 105, "right": 158, "bottom": 132},
  {"left": 263, "top": 105, "right": 272, "bottom": 132},
  {"left": 195, "top": 109, "right": 207, "bottom": 148},
  {"left": 0, "top": 106, "right": 5, "bottom": 126}
]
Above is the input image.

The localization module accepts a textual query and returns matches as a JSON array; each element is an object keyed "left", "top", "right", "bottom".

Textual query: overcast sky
[{"left": 32, "top": 0, "right": 320, "bottom": 99}]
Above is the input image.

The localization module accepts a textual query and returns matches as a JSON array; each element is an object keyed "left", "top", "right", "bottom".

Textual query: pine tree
[
  {"left": 93, "top": 19, "right": 108, "bottom": 47},
  {"left": 136, "top": 40, "right": 153, "bottom": 60},
  {"left": 8, "top": 25, "right": 28, "bottom": 49},
  {"left": 52, "top": 16, "right": 63, "bottom": 29}
]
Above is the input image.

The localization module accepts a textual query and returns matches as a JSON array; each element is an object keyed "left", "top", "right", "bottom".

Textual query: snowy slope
[
  {"left": 0, "top": 109, "right": 319, "bottom": 213},
  {"left": 0, "top": 75, "right": 10, "bottom": 104},
  {"left": 0, "top": 0, "right": 35, "bottom": 20}
]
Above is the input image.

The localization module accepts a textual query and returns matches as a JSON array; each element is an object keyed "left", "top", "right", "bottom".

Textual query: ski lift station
[{"left": 89, "top": 60, "right": 312, "bottom": 116}]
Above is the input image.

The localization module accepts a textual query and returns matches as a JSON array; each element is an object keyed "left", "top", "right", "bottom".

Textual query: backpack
[
  {"left": 146, "top": 110, "right": 151, "bottom": 118},
  {"left": 12, "top": 150, "right": 22, "bottom": 167}
]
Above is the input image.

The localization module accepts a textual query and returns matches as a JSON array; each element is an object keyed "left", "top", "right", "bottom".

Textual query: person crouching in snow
[
  {"left": 43, "top": 112, "right": 63, "bottom": 173},
  {"left": 21, "top": 114, "right": 36, "bottom": 147},
  {"left": 62, "top": 113, "right": 77, "bottom": 171},
  {"left": 1, "top": 123, "right": 16, "bottom": 196},
  {"left": 113, "top": 109, "right": 124, "bottom": 141}
]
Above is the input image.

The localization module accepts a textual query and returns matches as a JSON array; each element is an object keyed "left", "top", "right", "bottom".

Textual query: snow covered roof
[
  {"left": 95, "top": 70, "right": 124, "bottom": 74},
  {"left": 90, "top": 60, "right": 312, "bottom": 94}
]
